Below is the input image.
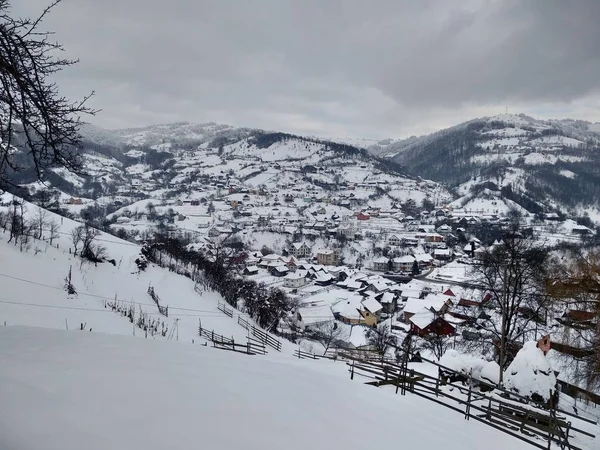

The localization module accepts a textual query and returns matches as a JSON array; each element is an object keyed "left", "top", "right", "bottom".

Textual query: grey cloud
[{"left": 12, "top": 0, "right": 600, "bottom": 138}]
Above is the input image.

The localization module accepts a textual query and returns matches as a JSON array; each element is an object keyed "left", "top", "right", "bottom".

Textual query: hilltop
[{"left": 368, "top": 113, "right": 600, "bottom": 219}]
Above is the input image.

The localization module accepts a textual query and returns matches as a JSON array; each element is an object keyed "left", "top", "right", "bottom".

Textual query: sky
[{"left": 12, "top": 0, "right": 600, "bottom": 139}]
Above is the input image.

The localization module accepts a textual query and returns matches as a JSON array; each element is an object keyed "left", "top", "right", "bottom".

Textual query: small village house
[{"left": 317, "top": 249, "right": 339, "bottom": 266}]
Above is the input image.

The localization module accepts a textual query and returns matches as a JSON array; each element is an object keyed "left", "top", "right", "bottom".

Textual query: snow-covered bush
[
  {"left": 480, "top": 360, "right": 500, "bottom": 385},
  {"left": 440, "top": 349, "right": 487, "bottom": 380},
  {"left": 504, "top": 341, "right": 556, "bottom": 402}
]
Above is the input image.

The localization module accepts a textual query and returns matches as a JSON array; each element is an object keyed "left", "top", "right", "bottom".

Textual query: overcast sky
[{"left": 14, "top": 0, "right": 600, "bottom": 139}]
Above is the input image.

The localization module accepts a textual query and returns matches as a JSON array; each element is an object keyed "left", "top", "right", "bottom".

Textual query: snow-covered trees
[
  {"left": 313, "top": 321, "right": 349, "bottom": 355},
  {"left": 504, "top": 342, "right": 556, "bottom": 403},
  {"left": 472, "top": 230, "right": 550, "bottom": 383},
  {"left": 366, "top": 323, "right": 396, "bottom": 358}
]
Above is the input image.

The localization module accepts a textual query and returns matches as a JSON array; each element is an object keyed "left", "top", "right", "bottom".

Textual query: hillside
[
  {"left": 370, "top": 113, "right": 600, "bottom": 218},
  {"left": 0, "top": 193, "right": 267, "bottom": 346},
  {"left": 0, "top": 326, "right": 540, "bottom": 450}
]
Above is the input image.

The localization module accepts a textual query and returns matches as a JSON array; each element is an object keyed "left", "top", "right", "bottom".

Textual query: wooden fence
[
  {"left": 217, "top": 301, "right": 234, "bottom": 318},
  {"left": 344, "top": 354, "right": 595, "bottom": 450},
  {"left": 198, "top": 324, "right": 267, "bottom": 356},
  {"left": 198, "top": 325, "right": 234, "bottom": 345},
  {"left": 293, "top": 344, "right": 596, "bottom": 450},
  {"left": 238, "top": 316, "right": 282, "bottom": 352},
  {"left": 147, "top": 285, "right": 168, "bottom": 317}
]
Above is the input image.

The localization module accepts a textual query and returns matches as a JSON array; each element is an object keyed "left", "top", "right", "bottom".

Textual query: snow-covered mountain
[
  {"left": 13, "top": 122, "right": 449, "bottom": 211},
  {"left": 370, "top": 113, "right": 600, "bottom": 218}
]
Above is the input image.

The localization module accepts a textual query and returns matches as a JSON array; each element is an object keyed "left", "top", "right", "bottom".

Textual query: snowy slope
[
  {"left": 0, "top": 326, "right": 537, "bottom": 450},
  {"left": 0, "top": 194, "right": 264, "bottom": 346}
]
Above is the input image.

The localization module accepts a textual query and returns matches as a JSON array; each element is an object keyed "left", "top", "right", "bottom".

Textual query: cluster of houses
[{"left": 293, "top": 271, "right": 495, "bottom": 343}]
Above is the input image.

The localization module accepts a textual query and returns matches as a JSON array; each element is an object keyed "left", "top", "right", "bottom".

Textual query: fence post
[
  {"left": 351, "top": 360, "right": 355, "bottom": 380},
  {"left": 435, "top": 374, "right": 440, "bottom": 398},
  {"left": 465, "top": 376, "right": 472, "bottom": 420}
]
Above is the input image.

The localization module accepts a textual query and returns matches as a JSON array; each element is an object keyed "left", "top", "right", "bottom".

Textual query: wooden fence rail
[
  {"left": 238, "top": 316, "right": 282, "bottom": 352},
  {"left": 147, "top": 285, "right": 169, "bottom": 317},
  {"left": 198, "top": 325, "right": 234, "bottom": 345},
  {"left": 344, "top": 354, "right": 593, "bottom": 450},
  {"left": 217, "top": 301, "right": 234, "bottom": 318}
]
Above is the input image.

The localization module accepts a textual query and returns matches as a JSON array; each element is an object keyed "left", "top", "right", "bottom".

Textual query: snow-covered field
[{"left": 0, "top": 326, "right": 539, "bottom": 450}]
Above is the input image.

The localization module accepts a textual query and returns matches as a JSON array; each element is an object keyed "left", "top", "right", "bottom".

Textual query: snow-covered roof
[
  {"left": 409, "top": 308, "right": 436, "bottom": 330},
  {"left": 245, "top": 265, "right": 259, "bottom": 273},
  {"left": 297, "top": 305, "right": 334, "bottom": 325},
  {"left": 403, "top": 294, "right": 452, "bottom": 315},
  {"left": 284, "top": 272, "right": 305, "bottom": 280},
  {"left": 400, "top": 289, "right": 422, "bottom": 299},
  {"left": 333, "top": 297, "right": 363, "bottom": 320},
  {"left": 377, "top": 292, "right": 395, "bottom": 304},
  {"left": 361, "top": 296, "right": 383, "bottom": 314},
  {"left": 393, "top": 255, "right": 415, "bottom": 263}
]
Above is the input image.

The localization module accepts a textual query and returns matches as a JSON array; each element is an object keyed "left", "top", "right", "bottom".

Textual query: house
[
  {"left": 372, "top": 257, "right": 390, "bottom": 272},
  {"left": 66, "top": 197, "right": 83, "bottom": 205},
  {"left": 433, "top": 248, "right": 452, "bottom": 261},
  {"left": 409, "top": 308, "right": 456, "bottom": 336},
  {"left": 415, "top": 253, "right": 434, "bottom": 268},
  {"left": 392, "top": 255, "right": 416, "bottom": 272},
  {"left": 317, "top": 249, "right": 339, "bottom": 266},
  {"left": 376, "top": 292, "right": 398, "bottom": 315},
  {"left": 334, "top": 296, "right": 366, "bottom": 325},
  {"left": 294, "top": 305, "right": 335, "bottom": 330},
  {"left": 283, "top": 271, "right": 309, "bottom": 288},
  {"left": 388, "top": 234, "right": 401, "bottom": 247},
  {"left": 314, "top": 273, "right": 335, "bottom": 286},
  {"left": 402, "top": 293, "right": 454, "bottom": 323},
  {"left": 243, "top": 266, "right": 259, "bottom": 276},
  {"left": 361, "top": 296, "right": 383, "bottom": 318},
  {"left": 337, "top": 224, "right": 354, "bottom": 239},
  {"left": 436, "top": 224, "right": 452, "bottom": 234},
  {"left": 270, "top": 265, "right": 289, "bottom": 277},
  {"left": 290, "top": 242, "right": 312, "bottom": 259}
]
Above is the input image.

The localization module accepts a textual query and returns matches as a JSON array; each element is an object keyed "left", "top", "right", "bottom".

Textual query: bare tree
[
  {"left": 32, "top": 207, "right": 48, "bottom": 239},
  {"left": 366, "top": 323, "right": 397, "bottom": 358},
  {"left": 0, "top": 0, "right": 96, "bottom": 183},
  {"left": 471, "top": 231, "right": 549, "bottom": 384},
  {"left": 80, "top": 223, "right": 101, "bottom": 261},
  {"left": 70, "top": 225, "right": 83, "bottom": 255},
  {"left": 48, "top": 219, "right": 60, "bottom": 245},
  {"left": 421, "top": 333, "right": 453, "bottom": 360},
  {"left": 313, "top": 321, "right": 349, "bottom": 355}
]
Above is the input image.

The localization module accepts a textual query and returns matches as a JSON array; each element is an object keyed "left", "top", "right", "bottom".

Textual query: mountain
[
  {"left": 369, "top": 113, "right": 600, "bottom": 217},
  {"left": 8, "top": 121, "right": 449, "bottom": 212}
]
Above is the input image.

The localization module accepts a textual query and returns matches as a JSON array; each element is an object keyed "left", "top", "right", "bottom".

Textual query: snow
[
  {"left": 0, "top": 326, "right": 538, "bottom": 450},
  {"left": 504, "top": 341, "right": 556, "bottom": 401},
  {"left": 559, "top": 169, "right": 577, "bottom": 179},
  {"left": 480, "top": 361, "right": 501, "bottom": 385},
  {"left": 440, "top": 349, "right": 488, "bottom": 380}
]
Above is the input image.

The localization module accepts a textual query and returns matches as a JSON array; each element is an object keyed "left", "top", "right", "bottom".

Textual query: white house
[
  {"left": 388, "top": 234, "right": 402, "bottom": 246},
  {"left": 372, "top": 257, "right": 389, "bottom": 272},
  {"left": 283, "top": 271, "right": 309, "bottom": 289},
  {"left": 290, "top": 242, "right": 312, "bottom": 259},
  {"left": 393, "top": 255, "right": 416, "bottom": 272}
]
